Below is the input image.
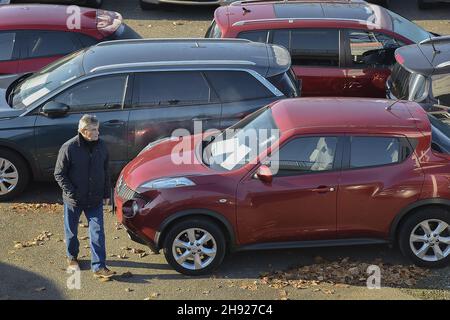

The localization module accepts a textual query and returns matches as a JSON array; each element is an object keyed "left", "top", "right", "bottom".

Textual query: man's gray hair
[{"left": 78, "top": 114, "right": 99, "bottom": 131}]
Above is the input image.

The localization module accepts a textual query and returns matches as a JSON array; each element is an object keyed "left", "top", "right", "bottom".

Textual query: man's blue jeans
[{"left": 64, "top": 203, "right": 106, "bottom": 272}]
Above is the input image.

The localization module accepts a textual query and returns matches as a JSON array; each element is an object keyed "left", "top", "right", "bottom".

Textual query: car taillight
[
  {"left": 96, "top": 9, "right": 123, "bottom": 37},
  {"left": 395, "top": 53, "right": 405, "bottom": 65}
]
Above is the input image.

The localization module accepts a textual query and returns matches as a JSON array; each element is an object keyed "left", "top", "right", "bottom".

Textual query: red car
[
  {"left": 115, "top": 97, "right": 450, "bottom": 275},
  {"left": 0, "top": 4, "right": 140, "bottom": 76},
  {"left": 206, "top": 0, "right": 435, "bottom": 98}
]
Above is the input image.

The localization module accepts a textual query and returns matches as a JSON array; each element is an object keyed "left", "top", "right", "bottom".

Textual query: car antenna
[{"left": 428, "top": 34, "right": 441, "bottom": 55}]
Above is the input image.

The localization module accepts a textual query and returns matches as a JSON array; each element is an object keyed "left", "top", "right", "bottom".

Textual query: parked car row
[{"left": 0, "top": 0, "right": 448, "bottom": 275}]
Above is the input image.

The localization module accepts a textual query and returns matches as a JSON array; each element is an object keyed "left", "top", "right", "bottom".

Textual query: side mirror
[
  {"left": 41, "top": 101, "right": 69, "bottom": 118},
  {"left": 255, "top": 165, "right": 273, "bottom": 184}
]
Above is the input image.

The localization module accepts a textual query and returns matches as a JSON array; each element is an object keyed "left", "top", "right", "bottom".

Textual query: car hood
[{"left": 121, "top": 134, "right": 216, "bottom": 191}]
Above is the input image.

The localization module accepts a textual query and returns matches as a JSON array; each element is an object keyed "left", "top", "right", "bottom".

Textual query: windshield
[
  {"left": 10, "top": 50, "right": 85, "bottom": 109},
  {"left": 204, "top": 107, "right": 280, "bottom": 171},
  {"left": 432, "top": 74, "right": 450, "bottom": 107},
  {"left": 390, "top": 63, "right": 427, "bottom": 101},
  {"left": 386, "top": 10, "right": 431, "bottom": 43}
]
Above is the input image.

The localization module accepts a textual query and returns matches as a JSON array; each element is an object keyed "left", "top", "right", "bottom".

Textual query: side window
[
  {"left": 237, "top": 30, "right": 269, "bottom": 43},
  {"left": 53, "top": 75, "right": 128, "bottom": 113},
  {"left": 290, "top": 29, "right": 340, "bottom": 67},
  {"left": 348, "top": 30, "right": 403, "bottom": 67},
  {"left": 133, "top": 71, "right": 215, "bottom": 108},
  {"left": 272, "top": 29, "right": 290, "bottom": 51},
  {"left": 0, "top": 32, "right": 16, "bottom": 61},
  {"left": 24, "top": 31, "right": 79, "bottom": 59},
  {"left": 205, "top": 71, "right": 274, "bottom": 103},
  {"left": 270, "top": 137, "right": 338, "bottom": 176},
  {"left": 350, "top": 137, "right": 400, "bottom": 168}
]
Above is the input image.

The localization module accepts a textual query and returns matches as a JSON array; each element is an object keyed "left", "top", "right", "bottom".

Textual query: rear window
[{"left": 205, "top": 20, "right": 222, "bottom": 39}]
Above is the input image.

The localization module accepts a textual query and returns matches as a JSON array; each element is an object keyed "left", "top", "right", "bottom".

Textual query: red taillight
[
  {"left": 96, "top": 10, "right": 123, "bottom": 36},
  {"left": 395, "top": 53, "right": 405, "bottom": 65}
]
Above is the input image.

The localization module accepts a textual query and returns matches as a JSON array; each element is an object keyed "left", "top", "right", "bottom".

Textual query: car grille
[{"left": 116, "top": 177, "right": 145, "bottom": 202}]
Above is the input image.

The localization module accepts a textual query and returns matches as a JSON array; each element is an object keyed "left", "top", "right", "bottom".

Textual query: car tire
[
  {"left": 86, "top": 0, "right": 103, "bottom": 8},
  {"left": 398, "top": 207, "right": 450, "bottom": 268},
  {"left": 418, "top": 0, "right": 432, "bottom": 9},
  {"left": 163, "top": 218, "right": 226, "bottom": 276},
  {"left": 0, "top": 149, "right": 29, "bottom": 201},
  {"left": 140, "top": 0, "right": 159, "bottom": 10}
]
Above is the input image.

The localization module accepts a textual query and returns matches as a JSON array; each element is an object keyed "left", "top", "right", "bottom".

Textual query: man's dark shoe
[
  {"left": 93, "top": 267, "right": 116, "bottom": 279},
  {"left": 67, "top": 258, "right": 80, "bottom": 270}
]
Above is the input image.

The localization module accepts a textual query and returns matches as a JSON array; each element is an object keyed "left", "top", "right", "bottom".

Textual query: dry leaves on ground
[
  {"left": 13, "top": 231, "right": 53, "bottom": 249},
  {"left": 9, "top": 203, "right": 62, "bottom": 214},
  {"left": 259, "top": 257, "right": 429, "bottom": 293}
]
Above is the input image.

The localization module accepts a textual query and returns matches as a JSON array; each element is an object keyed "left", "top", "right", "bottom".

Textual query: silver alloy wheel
[
  {"left": 0, "top": 158, "right": 19, "bottom": 196},
  {"left": 172, "top": 228, "right": 217, "bottom": 271},
  {"left": 410, "top": 219, "right": 450, "bottom": 262}
]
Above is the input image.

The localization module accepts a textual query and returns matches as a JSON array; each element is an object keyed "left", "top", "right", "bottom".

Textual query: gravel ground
[{"left": 0, "top": 0, "right": 450, "bottom": 300}]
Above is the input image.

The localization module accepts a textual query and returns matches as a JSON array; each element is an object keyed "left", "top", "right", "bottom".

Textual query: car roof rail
[
  {"left": 95, "top": 38, "right": 252, "bottom": 47},
  {"left": 229, "top": 0, "right": 359, "bottom": 6},
  {"left": 419, "top": 36, "right": 450, "bottom": 45},
  {"left": 232, "top": 17, "right": 376, "bottom": 27}
]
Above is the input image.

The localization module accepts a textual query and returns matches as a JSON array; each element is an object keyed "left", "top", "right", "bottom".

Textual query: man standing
[{"left": 54, "top": 114, "right": 115, "bottom": 279}]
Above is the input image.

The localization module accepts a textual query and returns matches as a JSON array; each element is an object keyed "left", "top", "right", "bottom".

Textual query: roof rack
[
  {"left": 419, "top": 36, "right": 450, "bottom": 45},
  {"left": 230, "top": 0, "right": 360, "bottom": 5},
  {"left": 232, "top": 17, "right": 376, "bottom": 27},
  {"left": 95, "top": 38, "right": 251, "bottom": 47},
  {"left": 230, "top": 0, "right": 356, "bottom": 6}
]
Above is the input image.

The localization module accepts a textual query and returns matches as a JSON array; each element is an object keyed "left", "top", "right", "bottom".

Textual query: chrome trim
[
  {"left": 95, "top": 38, "right": 251, "bottom": 47},
  {"left": 436, "top": 61, "right": 450, "bottom": 69},
  {"left": 232, "top": 17, "right": 378, "bottom": 27},
  {"left": 90, "top": 60, "right": 257, "bottom": 73}
]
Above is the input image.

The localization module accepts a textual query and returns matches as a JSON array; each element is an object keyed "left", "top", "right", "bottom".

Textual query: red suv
[
  {"left": 115, "top": 97, "right": 450, "bottom": 275},
  {"left": 206, "top": 0, "right": 435, "bottom": 98},
  {"left": 0, "top": 4, "right": 140, "bottom": 76}
]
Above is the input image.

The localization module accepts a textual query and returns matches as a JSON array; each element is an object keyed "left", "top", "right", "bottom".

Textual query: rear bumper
[{"left": 142, "top": 0, "right": 221, "bottom": 5}]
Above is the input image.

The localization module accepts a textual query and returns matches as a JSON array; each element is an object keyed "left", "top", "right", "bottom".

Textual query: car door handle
[
  {"left": 311, "top": 186, "right": 335, "bottom": 193},
  {"left": 103, "top": 120, "right": 125, "bottom": 127}
]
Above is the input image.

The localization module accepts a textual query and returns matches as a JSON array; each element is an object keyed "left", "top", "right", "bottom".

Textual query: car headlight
[
  {"left": 138, "top": 137, "right": 171, "bottom": 156},
  {"left": 136, "top": 177, "right": 196, "bottom": 193}
]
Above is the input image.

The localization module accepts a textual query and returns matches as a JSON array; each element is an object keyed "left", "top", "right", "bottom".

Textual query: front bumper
[{"left": 114, "top": 186, "right": 161, "bottom": 253}]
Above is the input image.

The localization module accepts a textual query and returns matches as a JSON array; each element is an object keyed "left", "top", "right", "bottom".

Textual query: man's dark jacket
[{"left": 54, "top": 134, "right": 111, "bottom": 208}]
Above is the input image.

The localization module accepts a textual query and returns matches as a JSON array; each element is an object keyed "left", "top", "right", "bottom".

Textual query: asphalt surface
[{"left": 1, "top": 0, "right": 450, "bottom": 300}]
